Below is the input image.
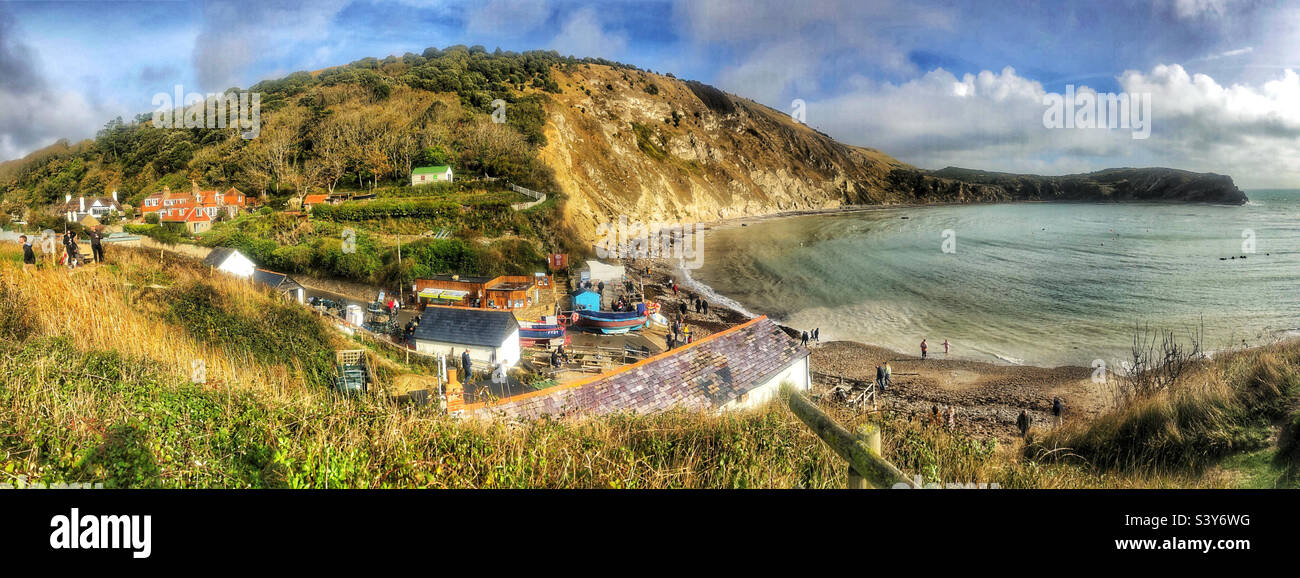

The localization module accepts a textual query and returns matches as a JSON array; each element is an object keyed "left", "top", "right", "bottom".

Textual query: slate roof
[
  {"left": 203, "top": 247, "right": 240, "bottom": 268},
  {"left": 252, "top": 269, "right": 304, "bottom": 292},
  {"left": 413, "top": 306, "right": 520, "bottom": 348},
  {"left": 462, "top": 316, "right": 809, "bottom": 419}
]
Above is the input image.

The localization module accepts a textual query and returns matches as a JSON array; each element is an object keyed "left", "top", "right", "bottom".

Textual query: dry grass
[{"left": 0, "top": 243, "right": 1281, "bottom": 488}]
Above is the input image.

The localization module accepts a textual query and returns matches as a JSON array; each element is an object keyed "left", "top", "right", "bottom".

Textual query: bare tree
[{"left": 1116, "top": 319, "right": 1205, "bottom": 404}]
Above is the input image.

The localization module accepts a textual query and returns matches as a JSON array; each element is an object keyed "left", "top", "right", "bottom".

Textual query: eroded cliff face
[{"left": 539, "top": 64, "right": 1247, "bottom": 244}]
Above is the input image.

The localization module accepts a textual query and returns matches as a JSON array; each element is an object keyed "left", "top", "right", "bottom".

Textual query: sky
[{"left": 1, "top": 0, "right": 1299, "bottom": 187}]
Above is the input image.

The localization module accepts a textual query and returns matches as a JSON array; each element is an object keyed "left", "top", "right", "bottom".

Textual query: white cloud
[
  {"left": 549, "top": 7, "right": 626, "bottom": 59},
  {"left": 465, "top": 0, "right": 552, "bottom": 37},
  {"left": 192, "top": 0, "right": 349, "bottom": 91},
  {"left": 801, "top": 63, "right": 1300, "bottom": 187}
]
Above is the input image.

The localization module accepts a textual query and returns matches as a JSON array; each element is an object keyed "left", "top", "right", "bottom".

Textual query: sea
[{"left": 689, "top": 190, "right": 1300, "bottom": 367}]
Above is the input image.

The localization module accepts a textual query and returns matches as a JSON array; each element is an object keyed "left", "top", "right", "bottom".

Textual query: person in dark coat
[
  {"left": 461, "top": 350, "right": 472, "bottom": 383},
  {"left": 62, "top": 230, "right": 81, "bottom": 268},
  {"left": 87, "top": 226, "right": 105, "bottom": 264},
  {"left": 1052, "top": 396, "right": 1063, "bottom": 426},
  {"left": 875, "top": 364, "right": 885, "bottom": 391},
  {"left": 1017, "top": 410, "right": 1031, "bottom": 438},
  {"left": 679, "top": 302, "right": 687, "bottom": 316},
  {"left": 701, "top": 300, "right": 708, "bottom": 315},
  {"left": 800, "top": 331, "right": 809, "bottom": 346},
  {"left": 19, "top": 235, "right": 36, "bottom": 272}
]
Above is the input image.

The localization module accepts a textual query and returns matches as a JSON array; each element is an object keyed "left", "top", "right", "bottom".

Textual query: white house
[
  {"left": 410, "top": 165, "right": 453, "bottom": 186},
  {"left": 64, "top": 193, "right": 121, "bottom": 223},
  {"left": 202, "top": 247, "right": 256, "bottom": 279},
  {"left": 412, "top": 306, "right": 521, "bottom": 368}
]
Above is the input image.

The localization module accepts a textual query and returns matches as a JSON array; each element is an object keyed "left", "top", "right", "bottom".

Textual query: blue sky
[{"left": 3, "top": 0, "right": 1299, "bottom": 187}]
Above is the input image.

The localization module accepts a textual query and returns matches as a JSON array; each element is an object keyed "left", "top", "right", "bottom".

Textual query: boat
[
  {"left": 575, "top": 310, "right": 647, "bottom": 334},
  {"left": 519, "top": 321, "right": 568, "bottom": 346}
]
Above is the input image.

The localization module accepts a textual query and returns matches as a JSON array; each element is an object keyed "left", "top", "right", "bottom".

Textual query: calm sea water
[{"left": 690, "top": 190, "right": 1300, "bottom": 367}]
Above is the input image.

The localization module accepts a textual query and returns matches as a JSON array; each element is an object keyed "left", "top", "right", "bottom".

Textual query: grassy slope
[{"left": 0, "top": 244, "right": 1290, "bottom": 488}]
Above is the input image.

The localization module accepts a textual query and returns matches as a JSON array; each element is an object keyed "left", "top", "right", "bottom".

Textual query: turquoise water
[{"left": 690, "top": 190, "right": 1300, "bottom": 367}]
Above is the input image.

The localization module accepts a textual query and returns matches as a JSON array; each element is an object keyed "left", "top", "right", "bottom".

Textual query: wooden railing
[{"left": 782, "top": 385, "right": 916, "bottom": 488}]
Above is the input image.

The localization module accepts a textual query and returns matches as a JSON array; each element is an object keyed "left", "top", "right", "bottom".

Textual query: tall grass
[
  {"left": 1028, "top": 345, "right": 1300, "bottom": 473},
  {"left": 0, "top": 243, "right": 1256, "bottom": 488}
]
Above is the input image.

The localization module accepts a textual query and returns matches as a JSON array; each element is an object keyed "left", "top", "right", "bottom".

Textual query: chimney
[
  {"left": 111, "top": 190, "right": 118, "bottom": 203},
  {"left": 79, "top": 196, "right": 85, "bottom": 213},
  {"left": 65, "top": 194, "right": 72, "bottom": 204}
]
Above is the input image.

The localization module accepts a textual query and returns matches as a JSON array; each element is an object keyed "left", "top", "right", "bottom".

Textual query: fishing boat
[
  {"left": 519, "top": 321, "right": 569, "bottom": 347},
  {"left": 575, "top": 310, "right": 647, "bottom": 334}
]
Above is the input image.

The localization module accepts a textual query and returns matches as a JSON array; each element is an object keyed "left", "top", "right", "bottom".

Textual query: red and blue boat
[
  {"left": 519, "top": 321, "right": 570, "bottom": 347},
  {"left": 575, "top": 310, "right": 647, "bottom": 334}
]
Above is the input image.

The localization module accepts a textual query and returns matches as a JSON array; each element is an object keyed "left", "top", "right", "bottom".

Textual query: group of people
[
  {"left": 918, "top": 338, "right": 950, "bottom": 359},
  {"left": 548, "top": 344, "right": 571, "bottom": 367},
  {"left": 666, "top": 317, "right": 692, "bottom": 350},
  {"left": 930, "top": 404, "right": 958, "bottom": 429},
  {"left": 1015, "top": 397, "right": 1064, "bottom": 438},
  {"left": 799, "top": 328, "right": 820, "bottom": 346},
  {"left": 874, "top": 362, "right": 893, "bottom": 392},
  {"left": 15, "top": 227, "right": 108, "bottom": 272}
]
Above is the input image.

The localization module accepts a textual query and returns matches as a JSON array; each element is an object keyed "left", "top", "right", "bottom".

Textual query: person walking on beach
[
  {"left": 701, "top": 299, "right": 708, "bottom": 316},
  {"left": 943, "top": 339, "right": 950, "bottom": 355},
  {"left": 683, "top": 324, "right": 692, "bottom": 344},
  {"left": 1052, "top": 396, "right": 1063, "bottom": 426},
  {"left": 800, "top": 330, "right": 809, "bottom": 347},
  {"left": 813, "top": 328, "right": 820, "bottom": 342},
  {"left": 672, "top": 281, "right": 678, "bottom": 296},
  {"left": 87, "top": 226, "right": 105, "bottom": 264},
  {"left": 920, "top": 339, "right": 928, "bottom": 359},
  {"left": 884, "top": 361, "right": 893, "bottom": 389},
  {"left": 875, "top": 364, "right": 885, "bottom": 392},
  {"left": 19, "top": 235, "right": 36, "bottom": 273},
  {"left": 1017, "top": 410, "right": 1031, "bottom": 438}
]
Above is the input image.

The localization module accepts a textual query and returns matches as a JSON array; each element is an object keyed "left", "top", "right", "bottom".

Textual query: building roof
[
  {"left": 412, "top": 165, "right": 452, "bottom": 175},
  {"left": 413, "top": 306, "right": 520, "bottom": 348},
  {"left": 62, "top": 196, "right": 119, "bottom": 212},
  {"left": 303, "top": 194, "right": 329, "bottom": 205},
  {"left": 423, "top": 274, "right": 495, "bottom": 284},
  {"left": 203, "top": 247, "right": 243, "bottom": 268},
  {"left": 460, "top": 316, "right": 809, "bottom": 419},
  {"left": 252, "top": 269, "right": 304, "bottom": 292}
]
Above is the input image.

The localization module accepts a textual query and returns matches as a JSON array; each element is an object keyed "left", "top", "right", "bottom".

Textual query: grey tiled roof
[
  {"left": 252, "top": 269, "right": 303, "bottom": 292},
  {"left": 413, "top": 306, "right": 520, "bottom": 348},
  {"left": 203, "top": 247, "right": 240, "bottom": 268},
  {"left": 466, "top": 317, "right": 808, "bottom": 419}
]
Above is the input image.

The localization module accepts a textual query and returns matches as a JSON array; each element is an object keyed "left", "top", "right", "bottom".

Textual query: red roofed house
[
  {"left": 141, "top": 182, "right": 250, "bottom": 222},
  {"left": 302, "top": 194, "right": 330, "bottom": 212}
]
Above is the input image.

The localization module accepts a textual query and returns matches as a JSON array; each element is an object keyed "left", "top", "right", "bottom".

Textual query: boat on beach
[
  {"left": 574, "top": 310, "right": 648, "bottom": 334},
  {"left": 519, "top": 321, "right": 570, "bottom": 346}
]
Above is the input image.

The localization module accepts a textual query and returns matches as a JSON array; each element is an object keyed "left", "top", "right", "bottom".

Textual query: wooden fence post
[{"left": 782, "top": 386, "right": 915, "bottom": 489}]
